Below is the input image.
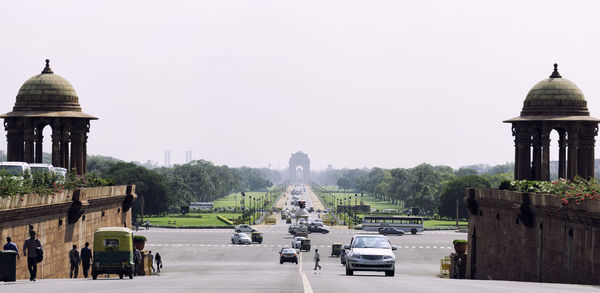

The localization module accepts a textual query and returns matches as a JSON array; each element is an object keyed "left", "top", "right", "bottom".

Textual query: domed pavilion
[
  {"left": 504, "top": 64, "right": 599, "bottom": 180},
  {"left": 1, "top": 60, "right": 97, "bottom": 175}
]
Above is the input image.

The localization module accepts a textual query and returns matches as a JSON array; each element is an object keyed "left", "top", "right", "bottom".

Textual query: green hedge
[{"left": 217, "top": 215, "right": 234, "bottom": 226}]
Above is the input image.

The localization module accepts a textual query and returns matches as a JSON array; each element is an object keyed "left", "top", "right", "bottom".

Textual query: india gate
[{"left": 288, "top": 151, "right": 310, "bottom": 183}]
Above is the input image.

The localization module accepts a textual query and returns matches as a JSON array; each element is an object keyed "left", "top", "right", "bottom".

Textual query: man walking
[
  {"left": 23, "top": 231, "right": 42, "bottom": 281},
  {"left": 155, "top": 252, "right": 162, "bottom": 273},
  {"left": 133, "top": 248, "right": 142, "bottom": 276},
  {"left": 4, "top": 237, "right": 20, "bottom": 259},
  {"left": 145, "top": 220, "right": 150, "bottom": 230},
  {"left": 313, "top": 249, "right": 322, "bottom": 270},
  {"left": 80, "top": 242, "right": 92, "bottom": 278},
  {"left": 147, "top": 250, "right": 155, "bottom": 274},
  {"left": 69, "top": 244, "right": 80, "bottom": 278}
]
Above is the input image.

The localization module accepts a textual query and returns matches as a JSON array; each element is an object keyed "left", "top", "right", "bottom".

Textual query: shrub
[
  {"left": 453, "top": 239, "right": 467, "bottom": 245},
  {"left": 217, "top": 215, "right": 234, "bottom": 226},
  {"left": 133, "top": 235, "right": 147, "bottom": 242}
]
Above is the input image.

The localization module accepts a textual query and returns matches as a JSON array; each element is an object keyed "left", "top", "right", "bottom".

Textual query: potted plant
[
  {"left": 453, "top": 239, "right": 467, "bottom": 254},
  {"left": 133, "top": 235, "right": 147, "bottom": 251}
]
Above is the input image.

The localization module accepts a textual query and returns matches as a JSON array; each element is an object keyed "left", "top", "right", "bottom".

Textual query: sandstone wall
[
  {"left": 0, "top": 185, "right": 136, "bottom": 280},
  {"left": 465, "top": 188, "right": 600, "bottom": 284}
]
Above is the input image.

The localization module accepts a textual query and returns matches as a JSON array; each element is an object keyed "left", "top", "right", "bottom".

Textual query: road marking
[{"left": 298, "top": 252, "right": 314, "bottom": 293}]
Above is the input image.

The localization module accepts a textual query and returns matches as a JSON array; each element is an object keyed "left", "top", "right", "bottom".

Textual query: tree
[
  {"left": 438, "top": 175, "right": 490, "bottom": 218},
  {"left": 104, "top": 162, "right": 170, "bottom": 215}
]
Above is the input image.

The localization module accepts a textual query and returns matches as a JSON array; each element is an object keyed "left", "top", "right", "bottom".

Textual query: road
[{"left": 3, "top": 185, "right": 598, "bottom": 292}]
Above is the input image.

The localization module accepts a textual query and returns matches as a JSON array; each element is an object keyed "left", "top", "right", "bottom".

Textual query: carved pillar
[
  {"left": 541, "top": 129, "right": 550, "bottom": 181},
  {"left": 567, "top": 127, "right": 579, "bottom": 180},
  {"left": 34, "top": 125, "right": 44, "bottom": 163},
  {"left": 23, "top": 126, "right": 35, "bottom": 163},
  {"left": 531, "top": 129, "right": 542, "bottom": 180},
  {"left": 514, "top": 125, "right": 532, "bottom": 180},
  {"left": 60, "top": 125, "right": 70, "bottom": 169},
  {"left": 70, "top": 121, "right": 85, "bottom": 175},
  {"left": 82, "top": 129, "right": 88, "bottom": 174},
  {"left": 5, "top": 118, "right": 23, "bottom": 162},
  {"left": 578, "top": 123, "right": 597, "bottom": 179},
  {"left": 51, "top": 126, "right": 62, "bottom": 167},
  {"left": 558, "top": 131, "right": 567, "bottom": 179}
]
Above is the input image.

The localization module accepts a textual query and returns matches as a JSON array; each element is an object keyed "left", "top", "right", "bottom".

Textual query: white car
[
  {"left": 231, "top": 233, "right": 251, "bottom": 244},
  {"left": 345, "top": 235, "right": 397, "bottom": 277},
  {"left": 234, "top": 224, "right": 256, "bottom": 233},
  {"left": 29, "top": 163, "right": 55, "bottom": 173},
  {"left": 0, "top": 162, "right": 31, "bottom": 179},
  {"left": 291, "top": 236, "right": 304, "bottom": 249}
]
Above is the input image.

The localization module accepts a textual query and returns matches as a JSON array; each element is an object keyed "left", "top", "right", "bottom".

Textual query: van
[{"left": 0, "top": 162, "right": 31, "bottom": 179}]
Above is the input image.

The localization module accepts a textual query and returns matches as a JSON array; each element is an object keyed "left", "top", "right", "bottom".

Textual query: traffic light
[{"left": 298, "top": 201, "right": 306, "bottom": 209}]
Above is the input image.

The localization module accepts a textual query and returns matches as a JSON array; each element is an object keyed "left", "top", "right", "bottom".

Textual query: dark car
[
  {"left": 279, "top": 248, "right": 298, "bottom": 264},
  {"left": 308, "top": 225, "right": 330, "bottom": 234},
  {"left": 378, "top": 227, "right": 405, "bottom": 236}
]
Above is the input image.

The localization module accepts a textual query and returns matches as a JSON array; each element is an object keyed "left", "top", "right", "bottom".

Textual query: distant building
[
  {"left": 185, "top": 150, "right": 192, "bottom": 163},
  {"left": 164, "top": 150, "right": 171, "bottom": 167}
]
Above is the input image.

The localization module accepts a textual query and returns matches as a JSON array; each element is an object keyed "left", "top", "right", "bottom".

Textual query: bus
[
  {"left": 361, "top": 215, "right": 424, "bottom": 234},
  {"left": 190, "top": 202, "right": 214, "bottom": 210}
]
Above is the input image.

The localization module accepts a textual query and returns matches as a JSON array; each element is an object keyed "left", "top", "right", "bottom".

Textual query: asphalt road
[{"left": 3, "top": 186, "right": 599, "bottom": 292}]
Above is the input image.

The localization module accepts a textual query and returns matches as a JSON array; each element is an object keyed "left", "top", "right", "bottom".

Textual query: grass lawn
[
  {"left": 146, "top": 213, "right": 241, "bottom": 227},
  {"left": 320, "top": 192, "right": 402, "bottom": 211},
  {"left": 214, "top": 192, "right": 271, "bottom": 209},
  {"left": 424, "top": 220, "right": 467, "bottom": 228}
]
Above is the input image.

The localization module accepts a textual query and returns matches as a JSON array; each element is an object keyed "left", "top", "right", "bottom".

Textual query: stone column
[
  {"left": 578, "top": 124, "right": 597, "bottom": 179},
  {"left": 4, "top": 118, "right": 21, "bottom": 162},
  {"left": 51, "top": 127, "right": 62, "bottom": 167},
  {"left": 35, "top": 125, "right": 44, "bottom": 163},
  {"left": 567, "top": 128, "right": 579, "bottom": 180},
  {"left": 514, "top": 126, "right": 532, "bottom": 180},
  {"left": 60, "top": 127, "right": 70, "bottom": 169},
  {"left": 70, "top": 125, "right": 85, "bottom": 175},
  {"left": 558, "top": 131, "right": 567, "bottom": 179},
  {"left": 531, "top": 130, "right": 542, "bottom": 180},
  {"left": 23, "top": 127, "right": 35, "bottom": 163},
  {"left": 541, "top": 130, "right": 550, "bottom": 181}
]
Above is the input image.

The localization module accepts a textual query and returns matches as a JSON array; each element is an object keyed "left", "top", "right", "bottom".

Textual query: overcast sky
[{"left": 1, "top": 1, "right": 600, "bottom": 170}]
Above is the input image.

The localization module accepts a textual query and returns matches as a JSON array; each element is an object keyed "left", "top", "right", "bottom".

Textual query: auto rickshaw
[
  {"left": 331, "top": 243, "right": 343, "bottom": 257},
  {"left": 300, "top": 238, "right": 311, "bottom": 252},
  {"left": 251, "top": 232, "right": 263, "bottom": 244},
  {"left": 92, "top": 227, "right": 135, "bottom": 280}
]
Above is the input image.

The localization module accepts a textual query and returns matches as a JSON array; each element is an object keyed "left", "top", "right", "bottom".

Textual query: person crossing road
[{"left": 313, "top": 249, "right": 321, "bottom": 270}]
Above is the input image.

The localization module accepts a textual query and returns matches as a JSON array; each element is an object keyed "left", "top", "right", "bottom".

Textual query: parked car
[
  {"left": 291, "top": 236, "right": 305, "bottom": 249},
  {"left": 307, "top": 225, "right": 330, "bottom": 234},
  {"left": 235, "top": 224, "right": 256, "bottom": 233},
  {"left": 231, "top": 233, "right": 252, "bottom": 244},
  {"left": 378, "top": 227, "right": 405, "bottom": 236},
  {"left": 0, "top": 162, "right": 31, "bottom": 178},
  {"left": 345, "top": 235, "right": 397, "bottom": 277},
  {"left": 279, "top": 248, "right": 298, "bottom": 264}
]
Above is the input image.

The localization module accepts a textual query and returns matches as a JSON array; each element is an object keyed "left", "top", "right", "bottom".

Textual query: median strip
[{"left": 298, "top": 253, "right": 314, "bottom": 293}]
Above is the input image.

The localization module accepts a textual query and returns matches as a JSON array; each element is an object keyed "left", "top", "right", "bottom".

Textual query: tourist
[
  {"left": 313, "top": 249, "right": 321, "bottom": 270},
  {"left": 147, "top": 250, "right": 155, "bottom": 274},
  {"left": 145, "top": 220, "right": 150, "bottom": 230},
  {"left": 69, "top": 244, "right": 80, "bottom": 278},
  {"left": 23, "top": 231, "right": 42, "bottom": 281},
  {"left": 3, "top": 237, "right": 19, "bottom": 259},
  {"left": 155, "top": 252, "right": 162, "bottom": 273},
  {"left": 80, "top": 242, "right": 92, "bottom": 278},
  {"left": 134, "top": 248, "right": 142, "bottom": 276}
]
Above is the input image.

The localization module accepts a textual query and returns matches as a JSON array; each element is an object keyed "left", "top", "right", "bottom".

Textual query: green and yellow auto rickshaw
[
  {"left": 331, "top": 243, "right": 343, "bottom": 257},
  {"left": 92, "top": 227, "right": 135, "bottom": 280},
  {"left": 251, "top": 232, "right": 263, "bottom": 244},
  {"left": 300, "top": 238, "right": 311, "bottom": 252}
]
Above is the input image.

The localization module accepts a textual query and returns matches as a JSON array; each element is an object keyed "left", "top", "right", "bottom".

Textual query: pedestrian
[
  {"left": 135, "top": 219, "right": 140, "bottom": 231},
  {"left": 331, "top": 219, "right": 334, "bottom": 226},
  {"left": 69, "top": 244, "right": 80, "bottom": 278},
  {"left": 145, "top": 220, "right": 150, "bottom": 230},
  {"left": 4, "top": 237, "right": 20, "bottom": 259},
  {"left": 80, "top": 242, "right": 92, "bottom": 278},
  {"left": 155, "top": 252, "right": 162, "bottom": 273},
  {"left": 133, "top": 248, "right": 142, "bottom": 276},
  {"left": 23, "top": 230, "right": 42, "bottom": 281},
  {"left": 147, "top": 250, "right": 155, "bottom": 274},
  {"left": 313, "top": 249, "right": 321, "bottom": 270}
]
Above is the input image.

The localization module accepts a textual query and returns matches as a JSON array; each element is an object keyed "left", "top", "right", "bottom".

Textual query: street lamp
[
  {"left": 242, "top": 192, "right": 246, "bottom": 223},
  {"left": 355, "top": 193, "right": 358, "bottom": 224},
  {"left": 249, "top": 195, "right": 252, "bottom": 225}
]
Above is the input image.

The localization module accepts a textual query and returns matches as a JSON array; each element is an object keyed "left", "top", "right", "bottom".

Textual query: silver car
[
  {"left": 345, "top": 235, "right": 397, "bottom": 276},
  {"left": 231, "top": 233, "right": 252, "bottom": 244},
  {"left": 234, "top": 224, "right": 256, "bottom": 233},
  {"left": 291, "top": 236, "right": 304, "bottom": 249}
]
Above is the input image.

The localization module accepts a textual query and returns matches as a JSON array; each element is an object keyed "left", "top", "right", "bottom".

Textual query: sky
[{"left": 1, "top": 0, "right": 600, "bottom": 170}]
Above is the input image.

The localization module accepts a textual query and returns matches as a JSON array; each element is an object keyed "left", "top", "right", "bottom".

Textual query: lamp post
[
  {"left": 355, "top": 193, "right": 358, "bottom": 224},
  {"left": 249, "top": 195, "right": 252, "bottom": 225},
  {"left": 242, "top": 192, "right": 246, "bottom": 224},
  {"left": 253, "top": 197, "right": 256, "bottom": 224}
]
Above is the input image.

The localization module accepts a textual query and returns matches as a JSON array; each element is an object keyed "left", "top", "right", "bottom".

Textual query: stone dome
[
  {"left": 520, "top": 64, "right": 590, "bottom": 116},
  {"left": 1, "top": 60, "right": 96, "bottom": 119}
]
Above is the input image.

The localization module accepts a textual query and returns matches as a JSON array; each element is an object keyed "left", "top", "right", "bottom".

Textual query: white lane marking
[{"left": 299, "top": 251, "right": 314, "bottom": 293}]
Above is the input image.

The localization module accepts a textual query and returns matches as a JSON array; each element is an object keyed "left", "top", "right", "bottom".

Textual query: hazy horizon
[{"left": 1, "top": 1, "right": 599, "bottom": 170}]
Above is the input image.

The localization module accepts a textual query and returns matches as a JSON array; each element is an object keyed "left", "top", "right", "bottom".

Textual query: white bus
[
  {"left": 190, "top": 202, "right": 214, "bottom": 210},
  {"left": 362, "top": 215, "right": 424, "bottom": 234}
]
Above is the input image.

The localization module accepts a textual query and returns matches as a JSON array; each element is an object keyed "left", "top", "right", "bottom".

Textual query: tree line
[
  {"left": 315, "top": 163, "right": 513, "bottom": 218},
  {"left": 87, "top": 156, "right": 273, "bottom": 216}
]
